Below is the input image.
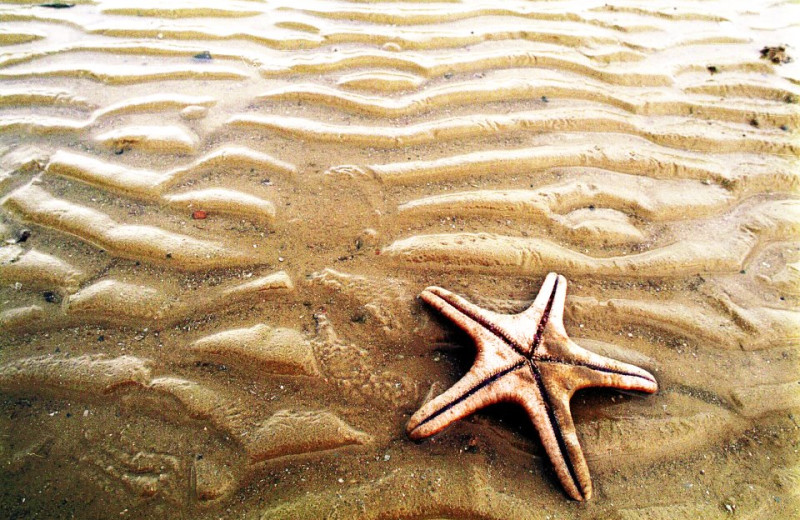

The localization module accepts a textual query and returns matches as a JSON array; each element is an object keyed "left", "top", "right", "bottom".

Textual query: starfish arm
[
  {"left": 540, "top": 337, "right": 658, "bottom": 395},
  {"left": 541, "top": 273, "right": 569, "bottom": 336},
  {"left": 407, "top": 358, "right": 525, "bottom": 440},
  {"left": 420, "top": 286, "right": 511, "bottom": 348},
  {"left": 510, "top": 369, "right": 592, "bottom": 501},
  {"left": 520, "top": 272, "right": 559, "bottom": 321}
]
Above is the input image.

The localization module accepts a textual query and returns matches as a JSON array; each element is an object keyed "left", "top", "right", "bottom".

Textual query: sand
[{"left": 0, "top": 0, "right": 798, "bottom": 518}]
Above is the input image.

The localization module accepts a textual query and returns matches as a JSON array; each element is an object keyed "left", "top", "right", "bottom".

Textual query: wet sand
[{"left": 1, "top": 0, "right": 799, "bottom": 518}]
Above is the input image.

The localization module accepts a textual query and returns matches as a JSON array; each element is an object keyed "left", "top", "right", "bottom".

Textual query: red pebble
[{"left": 192, "top": 210, "right": 208, "bottom": 220}]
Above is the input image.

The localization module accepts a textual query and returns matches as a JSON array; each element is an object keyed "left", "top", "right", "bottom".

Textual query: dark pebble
[{"left": 16, "top": 229, "right": 31, "bottom": 243}]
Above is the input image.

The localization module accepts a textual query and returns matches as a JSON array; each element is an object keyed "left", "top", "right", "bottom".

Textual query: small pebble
[
  {"left": 192, "top": 210, "right": 207, "bottom": 220},
  {"left": 16, "top": 229, "right": 31, "bottom": 243}
]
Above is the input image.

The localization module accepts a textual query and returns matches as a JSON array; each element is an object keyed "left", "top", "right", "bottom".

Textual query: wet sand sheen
[{"left": 0, "top": 0, "right": 798, "bottom": 519}]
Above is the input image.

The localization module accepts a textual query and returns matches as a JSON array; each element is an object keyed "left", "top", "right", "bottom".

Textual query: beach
[{"left": 1, "top": 1, "right": 799, "bottom": 518}]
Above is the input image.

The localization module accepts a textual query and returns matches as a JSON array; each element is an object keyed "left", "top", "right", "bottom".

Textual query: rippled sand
[{"left": 1, "top": 0, "right": 799, "bottom": 518}]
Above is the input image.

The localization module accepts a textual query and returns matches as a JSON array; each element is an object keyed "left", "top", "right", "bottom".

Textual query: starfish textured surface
[{"left": 407, "top": 273, "right": 658, "bottom": 501}]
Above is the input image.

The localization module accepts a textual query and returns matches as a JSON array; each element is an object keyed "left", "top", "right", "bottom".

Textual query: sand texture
[{"left": 0, "top": 0, "right": 799, "bottom": 518}]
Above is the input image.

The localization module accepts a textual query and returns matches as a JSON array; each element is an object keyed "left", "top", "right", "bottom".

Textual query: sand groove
[
  {"left": 187, "top": 316, "right": 421, "bottom": 411},
  {"left": 0, "top": 354, "right": 153, "bottom": 397},
  {"left": 260, "top": 460, "right": 547, "bottom": 520},
  {"left": 380, "top": 233, "right": 750, "bottom": 278},
  {"left": 0, "top": 93, "right": 216, "bottom": 135},
  {"left": 332, "top": 142, "right": 731, "bottom": 184},
  {"left": 580, "top": 393, "right": 743, "bottom": 467},
  {"left": 0, "top": 0, "right": 798, "bottom": 518},
  {"left": 0, "top": 271, "right": 293, "bottom": 333},
  {"left": 0, "top": 352, "right": 372, "bottom": 475},
  {"left": 2, "top": 183, "right": 265, "bottom": 270},
  {"left": 229, "top": 109, "right": 795, "bottom": 154},
  {"left": 0, "top": 87, "right": 90, "bottom": 108},
  {"left": 189, "top": 324, "right": 321, "bottom": 378},
  {"left": 0, "top": 63, "right": 250, "bottom": 84},
  {"left": 383, "top": 199, "right": 800, "bottom": 282},
  {"left": 68, "top": 272, "right": 292, "bottom": 325},
  {"left": 247, "top": 409, "right": 372, "bottom": 463},
  {"left": 567, "top": 295, "right": 800, "bottom": 352},
  {"left": 99, "top": 2, "right": 263, "bottom": 19},
  {"left": 0, "top": 245, "right": 86, "bottom": 293},
  {"left": 0, "top": 13, "right": 674, "bottom": 53},
  {"left": 128, "top": 376, "right": 374, "bottom": 467},
  {"left": 398, "top": 172, "right": 733, "bottom": 221},
  {"left": 256, "top": 78, "right": 799, "bottom": 126},
  {"left": 45, "top": 150, "right": 281, "bottom": 222},
  {"left": 336, "top": 141, "right": 797, "bottom": 197},
  {"left": 258, "top": 45, "right": 664, "bottom": 84},
  {"left": 94, "top": 124, "right": 199, "bottom": 154}
]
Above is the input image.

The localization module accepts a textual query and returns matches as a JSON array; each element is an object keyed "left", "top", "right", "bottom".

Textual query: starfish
[{"left": 407, "top": 272, "right": 658, "bottom": 501}]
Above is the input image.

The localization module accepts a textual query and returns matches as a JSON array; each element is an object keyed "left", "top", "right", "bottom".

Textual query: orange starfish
[{"left": 407, "top": 273, "right": 658, "bottom": 501}]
